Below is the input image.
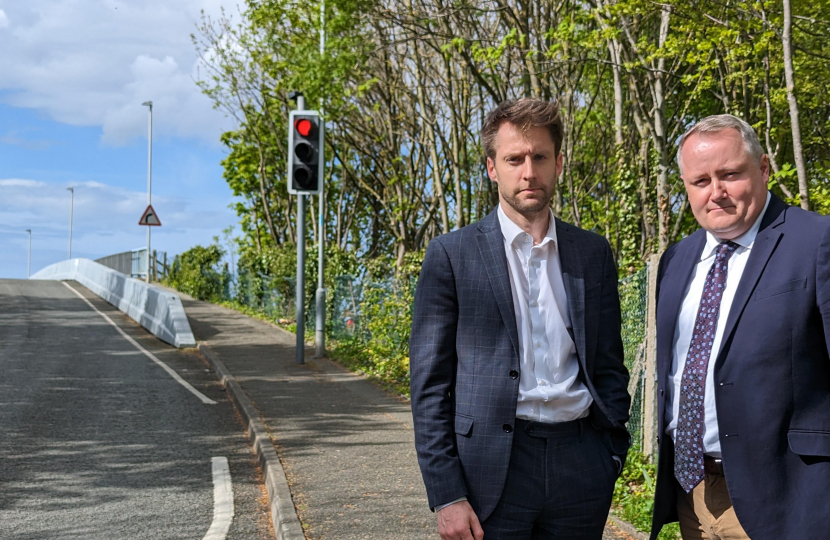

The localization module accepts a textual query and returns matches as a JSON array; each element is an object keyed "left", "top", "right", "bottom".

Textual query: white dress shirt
[
  {"left": 666, "top": 192, "right": 771, "bottom": 457},
  {"left": 498, "top": 205, "right": 593, "bottom": 423}
]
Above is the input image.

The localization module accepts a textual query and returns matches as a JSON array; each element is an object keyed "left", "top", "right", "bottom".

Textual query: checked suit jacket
[{"left": 410, "top": 209, "right": 631, "bottom": 521}]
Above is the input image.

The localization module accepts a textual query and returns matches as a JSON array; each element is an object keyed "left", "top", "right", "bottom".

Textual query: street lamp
[
  {"left": 142, "top": 100, "right": 153, "bottom": 283},
  {"left": 25, "top": 229, "right": 31, "bottom": 278},
  {"left": 67, "top": 187, "right": 74, "bottom": 259}
]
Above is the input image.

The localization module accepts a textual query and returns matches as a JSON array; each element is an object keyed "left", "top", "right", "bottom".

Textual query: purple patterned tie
[{"left": 675, "top": 241, "right": 738, "bottom": 493}]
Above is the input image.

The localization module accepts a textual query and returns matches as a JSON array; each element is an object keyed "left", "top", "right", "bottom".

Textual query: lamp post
[
  {"left": 67, "top": 187, "right": 74, "bottom": 259},
  {"left": 142, "top": 100, "right": 153, "bottom": 283},
  {"left": 315, "top": 0, "right": 326, "bottom": 358},
  {"left": 25, "top": 229, "right": 31, "bottom": 278}
]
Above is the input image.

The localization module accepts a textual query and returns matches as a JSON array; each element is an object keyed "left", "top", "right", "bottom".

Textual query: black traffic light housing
[{"left": 288, "top": 110, "right": 323, "bottom": 195}]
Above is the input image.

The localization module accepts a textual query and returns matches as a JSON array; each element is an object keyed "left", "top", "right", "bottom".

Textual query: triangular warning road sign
[{"left": 139, "top": 204, "right": 162, "bottom": 226}]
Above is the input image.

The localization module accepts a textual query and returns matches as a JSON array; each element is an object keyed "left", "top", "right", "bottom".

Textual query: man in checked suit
[
  {"left": 410, "top": 98, "right": 631, "bottom": 540},
  {"left": 650, "top": 114, "right": 830, "bottom": 540}
]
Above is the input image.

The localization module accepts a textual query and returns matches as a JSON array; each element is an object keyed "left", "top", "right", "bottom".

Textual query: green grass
[{"left": 613, "top": 448, "right": 681, "bottom": 539}]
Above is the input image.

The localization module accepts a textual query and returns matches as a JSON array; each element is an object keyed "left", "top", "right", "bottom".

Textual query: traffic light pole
[
  {"left": 295, "top": 95, "right": 307, "bottom": 365},
  {"left": 296, "top": 195, "right": 306, "bottom": 365}
]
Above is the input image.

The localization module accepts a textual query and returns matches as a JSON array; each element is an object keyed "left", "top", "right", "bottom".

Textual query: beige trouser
[{"left": 676, "top": 473, "right": 750, "bottom": 540}]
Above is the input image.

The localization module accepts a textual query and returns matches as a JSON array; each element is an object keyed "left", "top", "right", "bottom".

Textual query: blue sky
[{"left": 0, "top": 0, "right": 238, "bottom": 279}]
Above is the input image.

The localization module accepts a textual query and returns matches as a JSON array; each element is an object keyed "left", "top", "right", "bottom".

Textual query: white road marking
[
  {"left": 62, "top": 281, "right": 217, "bottom": 405},
  {"left": 203, "top": 457, "right": 234, "bottom": 540}
]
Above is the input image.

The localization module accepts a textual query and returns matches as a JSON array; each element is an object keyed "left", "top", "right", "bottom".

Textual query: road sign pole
[
  {"left": 67, "top": 187, "right": 74, "bottom": 259},
  {"left": 143, "top": 101, "right": 153, "bottom": 283},
  {"left": 26, "top": 229, "right": 31, "bottom": 278},
  {"left": 295, "top": 95, "right": 306, "bottom": 365}
]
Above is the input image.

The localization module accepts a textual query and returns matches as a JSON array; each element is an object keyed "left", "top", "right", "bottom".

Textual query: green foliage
[
  {"left": 613, "top": 448, "right": 681, "bottom": 540},
  {"left": 164, "top": 244, "right": 227, "bottom": 301},
  {"left": 329, "top": 277, "right": 414, "bottom": 394}
]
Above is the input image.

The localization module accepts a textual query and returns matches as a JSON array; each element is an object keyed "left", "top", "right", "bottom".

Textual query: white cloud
[
  {"left": 0, "top": 0, "right": 236, "bottom": 146},
  {"left": 0, "top": 130, "right": 60, "bottom": 150},
  {"left": 0, "top": 178, "right": 236, "bottom": 278}
]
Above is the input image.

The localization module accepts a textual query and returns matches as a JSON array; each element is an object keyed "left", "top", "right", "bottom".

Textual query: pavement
[
  {"left": 179, "top": 294, "right": 641, "bottom": 540},
  {"left": 0, "top": 279, "right": 273, "bottom": 540}
]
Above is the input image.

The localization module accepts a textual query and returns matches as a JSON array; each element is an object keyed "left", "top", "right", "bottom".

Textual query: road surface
[{"left": 0, "top": 279, "right": 273, "bottom": 540}]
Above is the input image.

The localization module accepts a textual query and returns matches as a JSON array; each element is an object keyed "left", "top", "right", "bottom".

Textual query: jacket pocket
[
  {"left": 454, "top": 413, "right": 474, "bottom": 437},
  {"left": 787, "top": 430, "right": 830, "bottom": 456},
  {"left": 754, "top": 278, "right": 807, "bottom": 300}
]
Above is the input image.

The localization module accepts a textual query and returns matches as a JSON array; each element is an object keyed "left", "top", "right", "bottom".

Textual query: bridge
[{"left": 0, "top": 276, "right": 272, "bottom": 540}]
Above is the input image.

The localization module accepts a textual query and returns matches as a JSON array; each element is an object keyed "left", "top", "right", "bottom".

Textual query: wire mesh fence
[
  {"left": 215, "top": 262, "right": 653, "bottom": 441},
  {"left": 232, "top": 270, "right": 297, "bottom": 323},
  {"left": 619, "top": 266, "right": 649, "bottom": 449},
  {"left": 226, "top": 270, "right": 414, "bottom": 348}
]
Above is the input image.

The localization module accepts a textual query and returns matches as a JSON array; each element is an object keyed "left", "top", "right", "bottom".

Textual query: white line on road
[
  {"left": 203, "top": 456, "right": 234, "bottom": 540},
  {"left": 62, "top": 281, "right": 217, "bottom": 405}
]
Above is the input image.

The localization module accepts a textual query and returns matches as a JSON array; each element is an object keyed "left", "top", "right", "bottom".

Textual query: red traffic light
[{"left": 295, "top": 118, "right": 313, "bottom": 137}]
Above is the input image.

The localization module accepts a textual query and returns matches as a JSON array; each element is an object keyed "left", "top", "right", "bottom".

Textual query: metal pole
[
  {"left": 295, "top": 95, "right": 306, "bottom": 364},
  {"left": 296, "top": 194, "right": 306, "bottom": 364},
  {"left": 26, "top": 229, "right": 31, "bottom": 278},
  {"left": 315, "top": 0, "right": 326, "bottom": 358},
  {"left": 67, "top": 187, "right": 74, "bottom": 259},
  {"left": 143, "top": 101, "right": 153, "bottom": 283}
]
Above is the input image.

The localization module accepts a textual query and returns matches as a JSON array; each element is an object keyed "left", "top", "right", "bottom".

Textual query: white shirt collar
[
  {"left": 497, "top": 203, "right": 557, "bottom": 248},
  {"left": 701, "top": 191, "right": 772, "bottom": 261}
]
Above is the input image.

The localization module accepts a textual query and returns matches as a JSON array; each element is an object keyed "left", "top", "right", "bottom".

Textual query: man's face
[
  {"left": 680, "top": 129, "right": 769, "bottom": 240},
  {"left": 486, "top": 122, "right": 563, "bottom": 218}
]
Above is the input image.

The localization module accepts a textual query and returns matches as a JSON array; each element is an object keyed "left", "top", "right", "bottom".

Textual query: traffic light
[{"left": 288, "top": 110, "right": 323, "bottom": 195}]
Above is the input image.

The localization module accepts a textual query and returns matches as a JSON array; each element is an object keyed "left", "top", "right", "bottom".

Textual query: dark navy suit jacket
[
  {"left": 650, "top": 194, "right": 830, "bottom": 540},
  {"left": 410, "top": 210, "right": 631, "bottom": 521}
]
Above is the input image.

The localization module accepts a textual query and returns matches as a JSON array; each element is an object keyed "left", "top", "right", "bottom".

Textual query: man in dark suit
[
  {"left": 410, "top": 98, "right": 631, "bottom": 540},
  {"left": 650, "top": 114, "right": 830, "bottom": 540}
]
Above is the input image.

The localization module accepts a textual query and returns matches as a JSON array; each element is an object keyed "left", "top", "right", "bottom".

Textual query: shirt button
[
  {"left": 530, "top": 301, "right": 538, "bottom": 307},
  {"left": 503, "top": 424, "right": 513, "bottom": 433},
  {"left": 509, "top": 370, "right": 519, "bottom": 379},
  {"left": 536, "top": 341, "right": 541, "bottom": 348}
]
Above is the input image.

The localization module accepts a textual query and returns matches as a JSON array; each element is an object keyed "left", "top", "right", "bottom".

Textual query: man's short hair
[
  {"left": 677, "top": 114, "right": 764, "bottom": 173},
  {"left": 482, "top": 98, "right": 563, "bottom": 159}
]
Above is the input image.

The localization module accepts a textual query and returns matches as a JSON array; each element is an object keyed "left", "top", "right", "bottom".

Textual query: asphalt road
[{"left": 0, "top": 279, "right": 273, "bottom": 540}]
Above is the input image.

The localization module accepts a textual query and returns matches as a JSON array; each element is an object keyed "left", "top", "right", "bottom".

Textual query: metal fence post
[{"left": 642, "top": 253, "right": 661, "bottom": 461}]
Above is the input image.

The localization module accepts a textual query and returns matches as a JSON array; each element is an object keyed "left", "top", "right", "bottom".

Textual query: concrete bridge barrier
[{"left": 30, "top": 258, "right": 196, "bottom": 348}]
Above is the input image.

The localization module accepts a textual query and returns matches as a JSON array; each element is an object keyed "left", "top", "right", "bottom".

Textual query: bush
[
  {"left": 164, "top": 244, "right": 227, "bottom": 301},
  {"left": 613, "top": 448, "right": 681, "bottom": 539},
  {"left": 329, "top": 277, "right": 414, "bottom": 394}
]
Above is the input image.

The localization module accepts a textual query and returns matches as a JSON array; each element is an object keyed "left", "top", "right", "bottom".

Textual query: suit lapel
[
  {"left": 476, "top": 212, "right": 520, "bottom": 358},
  {"left": 714, "top": 196, "right": 786, "bottom": 369},
  {"left": 656, "top": 230, "right": 706, "bottom": 381},
  {"left": 556, "top": 220, "right": 587, "bottom": 370}
]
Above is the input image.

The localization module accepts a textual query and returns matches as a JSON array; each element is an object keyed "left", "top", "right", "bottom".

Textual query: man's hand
[{"left": 437, "top": 500, "right": 484, "bottom": 540}]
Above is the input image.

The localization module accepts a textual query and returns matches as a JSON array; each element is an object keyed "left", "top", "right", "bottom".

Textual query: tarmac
[{"left": 178, "top": 294, "right": 642, "bottom": 540}]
